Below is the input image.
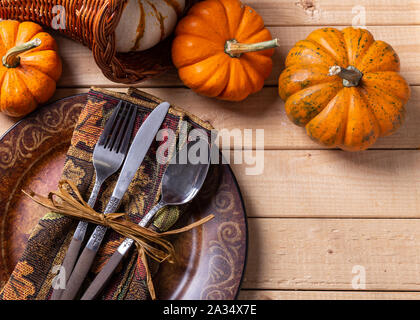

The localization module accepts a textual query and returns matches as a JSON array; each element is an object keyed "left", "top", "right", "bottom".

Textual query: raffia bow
[{"left": 23, "top": 180, "right": 214, "bottom": 300}]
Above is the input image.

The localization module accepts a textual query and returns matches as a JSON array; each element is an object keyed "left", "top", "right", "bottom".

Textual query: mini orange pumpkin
[
  {"left": 279, "top": 27, "right": 410, "bottom": 151},
  {"left": 0, "top": 20, "right": 62, "bottom": 117},
  {"left": 172, "top": 0, "right": 279, "bottom": 101}
]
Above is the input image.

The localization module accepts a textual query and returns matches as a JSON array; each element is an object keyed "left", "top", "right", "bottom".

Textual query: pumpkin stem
[
  {"left": 2, "top": 38, "right": 42, "bottom": 68},
  {"left": 225, "top": 39, "right": 280, "bottom": 58},
  {"left": 328, "top": 65, "right": 363, "bottom": 87}
]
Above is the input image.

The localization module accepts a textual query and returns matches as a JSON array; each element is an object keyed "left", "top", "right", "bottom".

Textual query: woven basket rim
[{"left": 0, "top": 0, "right": 196, "bottom": 84}]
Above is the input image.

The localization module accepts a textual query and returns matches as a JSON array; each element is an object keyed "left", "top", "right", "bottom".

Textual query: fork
[{"left": 50, "top": 101, "right": 137, "bottom": 300}]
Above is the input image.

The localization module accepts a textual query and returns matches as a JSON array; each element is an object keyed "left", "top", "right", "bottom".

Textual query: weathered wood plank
[
  {"left": 4, "top": 86, "right": 419, "bottom": 151},
  {"left": 2, "top": 107, "right": 420, "bottom": 220},
  {"left": 232, "top": 150, "right": 420, "bottom": 218},
  {"left": 55, "top": 26, "right": 420, "bottom": 87},
  {"left": 243, "top": 218, "right": 420, "bottom": 290},
  {"left": 45, "top": 87, "right": 420, "bottom": 150},
  {"left": 238, "top": 290, "right": 420, "bottom": 300},
  {"left": 0, "top": 0, "right": 418, "bottom": 299}
]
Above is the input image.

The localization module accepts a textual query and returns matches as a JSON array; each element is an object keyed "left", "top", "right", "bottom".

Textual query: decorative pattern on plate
[
  {"left": 200, "top": 165, "right": 247, "bottom": 300},
  {"left": 0, "top": 101, "right": 83, "bottom": 170},
  {"left": 201, "top": 221, "right": 243, "bottom": 299},
  {"left": 0, "top": 91, "right": 247, "bottom": 300},
  {"left": 0, "top": 95, "right": 87, "bottom": 290}
]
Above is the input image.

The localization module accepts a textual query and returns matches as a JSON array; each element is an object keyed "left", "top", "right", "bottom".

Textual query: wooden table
[{"left": 1, "top": 0, "right": 420, "bottom": 300}]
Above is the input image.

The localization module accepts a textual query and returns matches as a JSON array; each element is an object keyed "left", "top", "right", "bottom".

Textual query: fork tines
[{"left": 98, "top": 101, "right": 137, "bottom": 154}]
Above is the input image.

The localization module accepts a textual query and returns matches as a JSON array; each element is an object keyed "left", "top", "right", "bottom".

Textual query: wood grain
[
  {"left": 55, "top": 26, "right": 420, "bottom": 87},
  {"left": 1, "top": 0, "right": 420, "bottom": 300},
  {"left": 246, "top": 0, "right": 420, "bottom": 26},
  {"left": 238, "top": 290, "right": 420, "bottom": 300},
  {"left": 2, "top": 101, "right": 419, "bottom": 221},
  {"left": 232, "top": 150, "right": 420, "bottom": 218},
  {"left": 243, "top": 218, "right": 420, "bottom": 291},
  {"left": 22, "top": 87, "right": 420, "bottom": 150}
]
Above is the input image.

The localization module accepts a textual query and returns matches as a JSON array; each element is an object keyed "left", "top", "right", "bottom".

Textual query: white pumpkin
[{"left": 115, "top": 0, "right": 185, "bottom": 52}]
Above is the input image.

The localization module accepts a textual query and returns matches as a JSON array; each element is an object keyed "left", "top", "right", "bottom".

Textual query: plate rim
[
  {"left": 0, "top": 93, "right": 249, "bottom": 300},
  {"left": 226, "top": 163, "right": 248, "bottom": 300},
  {"left": 0, "top": 93, "right": 88, "bottom": 141}
]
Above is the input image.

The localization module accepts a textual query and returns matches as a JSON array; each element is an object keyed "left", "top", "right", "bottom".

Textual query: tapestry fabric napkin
[{"left": 0, "top": 88, "right": 213, "bottom": 300}]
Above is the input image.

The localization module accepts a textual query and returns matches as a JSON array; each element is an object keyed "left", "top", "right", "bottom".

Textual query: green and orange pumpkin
[{"left": 279, "top": 27, "right": 410, "bottom": 151}]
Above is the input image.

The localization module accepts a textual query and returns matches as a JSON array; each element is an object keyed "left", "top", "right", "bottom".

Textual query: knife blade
[{"left": 60, "top": 101, "right": 170, "bottom": 300}]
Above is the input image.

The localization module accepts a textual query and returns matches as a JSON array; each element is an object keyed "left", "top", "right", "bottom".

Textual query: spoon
[{"left": 81, "top": 138, "right": 211, "bottom": 300}]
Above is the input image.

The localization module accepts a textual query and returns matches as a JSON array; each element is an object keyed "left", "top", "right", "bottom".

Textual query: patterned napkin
[{"left": 0, "top": 88, "right": 213, "bottom": 300}]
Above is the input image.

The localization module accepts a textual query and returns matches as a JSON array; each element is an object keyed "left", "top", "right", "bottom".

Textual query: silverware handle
[
  {"left": 50, "top": 179, "right": 102, "bottom": 300},
  {"left": 79, "top": 202, "right": 165, "bottom": 299},
  {"left": 86, "top": 196, "right": 121, "bottom": 251},
  {"left": 50, "top": 237, "right": 83, "bottom": 300},
  {"left": 87, "top": 178, "right": 102, "bottom": 208},
  {"left": 117, "top": 201, "right": 165, "bottom": 257},
  {"left": 81, "top": 251, "right": 125, "bottom": 300},
  {"left": 59, "top": 196, "right": 121, "bottom": 300},
  {"left": 139, "top": 201, "right": 165, "bottom": 228},
  {"left": 60, "top": 246, "right": 97, "bottom": 300}
]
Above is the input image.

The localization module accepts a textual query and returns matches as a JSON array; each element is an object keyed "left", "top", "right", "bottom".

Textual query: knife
[{"left": 59, "top": 102, "right": 170, "bottom": 300}]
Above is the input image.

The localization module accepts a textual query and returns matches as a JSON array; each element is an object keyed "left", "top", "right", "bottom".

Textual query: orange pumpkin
[
  {"left": 0, "top": 20, "right": 62, "bottom": 117},
  {"left": 172, "top": 0, "right": 279, "bottom": 101},
  {"left": 279, "top": 27, "right": 410, "bottom": 151}
]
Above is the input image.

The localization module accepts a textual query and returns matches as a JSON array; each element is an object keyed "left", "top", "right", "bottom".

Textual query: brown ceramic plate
[{"left": 0, "top": 94, "right": 248, "bottom": 300}]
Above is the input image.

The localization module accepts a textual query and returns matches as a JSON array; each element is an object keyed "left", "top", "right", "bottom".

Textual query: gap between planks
[
  {"left": 243, "top": 218, "right": 420, "bottom": 291},
  {"left": 230, "top": 149, "right": 420, "bottom": 218},
  {"left": 237, "top": 290, "right": 420, "bottom": 300},
  {"left": 2, "top": 86, "right": 419, "bottom": 151},
  {"left": 47, "top": 86, "right": 420, "bottom": 150},
  {"left": 55, "top": 25, "right": 420, "bottom": 87}
]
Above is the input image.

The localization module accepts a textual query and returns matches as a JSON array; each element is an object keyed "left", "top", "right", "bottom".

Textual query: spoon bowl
[
  {"left": 161, "top": 140, "right": 211, "bottom": 206},
  {"left": 137, "top": 138, "right": 211, "bottom": 227}
]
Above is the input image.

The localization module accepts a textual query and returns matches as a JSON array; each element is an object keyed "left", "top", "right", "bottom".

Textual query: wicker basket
[{"left": 0, "top": 0, "right": 194, "bottom": 84}]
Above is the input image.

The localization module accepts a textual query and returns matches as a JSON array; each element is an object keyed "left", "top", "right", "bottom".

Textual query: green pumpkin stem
[
  {"left": 329, "top": 65, "right": 363, "bottom": 87},
  {"left": 2, "top": 38, "right": 42, "bottom": 68},
  {"left": 225, "top": 38, "right": 279, "bottom": 58}
]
